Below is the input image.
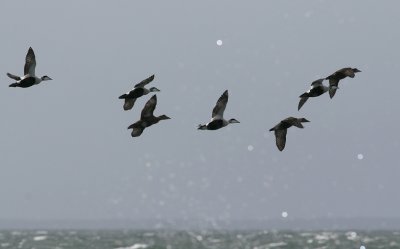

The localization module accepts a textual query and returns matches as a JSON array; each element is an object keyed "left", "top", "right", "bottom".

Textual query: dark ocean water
[{"left": 0, "top": 230, "right": 399, "bottom": 249}]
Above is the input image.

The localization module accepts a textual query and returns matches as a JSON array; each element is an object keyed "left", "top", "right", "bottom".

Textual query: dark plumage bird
[
  {"left": 127, "top": 95, "right": 170, "bottom": 137},
  {"left": 119, "top": 74, "right": 160, "bottom": 110},
  {"left": 325, "top": 67, "right": 361, "bottom": 98},
  {"left": 298, "top": 78, "right": 337, "bottom": 110},
  {"left": 269, "top": 117, "right": 309, "bottom": 151},
  {"left": 7, "top": 47, "right": 52, "bottom": 88},
  {"left": 198, "top": 90, "right": 240, "bottom": 130}
]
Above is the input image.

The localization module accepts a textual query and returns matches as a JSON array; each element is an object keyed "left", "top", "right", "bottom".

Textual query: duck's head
[
  {"left": 149, "top": 87, "right": 160, "bottom": 92},
  {"left": 300, "top": 118, "right": 310, "bottom": 123},
  {"left": 353, "top": 68, "right": 361, "bottom": 73},
  {"left": 229, "top": 118, "right": 240, "bottom": 124},
  {"left": 158, "top": 115, "right": 171, "bottom": 120},
  {"left": 41, "top": 75, "right": 52, "bottom": 81}
]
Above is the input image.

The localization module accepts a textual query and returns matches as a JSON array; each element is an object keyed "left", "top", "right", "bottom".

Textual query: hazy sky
[{"left": 0, "top": 0, "right": 399, "bottom": 227}]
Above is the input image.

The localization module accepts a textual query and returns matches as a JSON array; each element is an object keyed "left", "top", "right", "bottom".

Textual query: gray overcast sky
[{"left": 0, "top": 0, "right": 399, "bottom": 226}]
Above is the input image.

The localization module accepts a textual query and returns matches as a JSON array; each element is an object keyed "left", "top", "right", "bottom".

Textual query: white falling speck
[
  {"left": 360, "top": 246, "right": 366, "bottom": 249},
  {"left": 216, "top": 40, "right": 223, "bottom": 46},
  {"left": 357, "top": 154, "right": 364, "bottom": 160},
  {"left": 247, "top": 145, "right": 254, "bottom": 151},
  {"left": 281, "top": 211, "right": 288, "bottom": 218},
  {"left": 304, "top": 11, "right": 313, "bottom": 18}
]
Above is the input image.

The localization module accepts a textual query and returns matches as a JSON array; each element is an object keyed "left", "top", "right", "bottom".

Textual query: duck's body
[
  {"left": 298, "top": 78, "right": 333, "bottom": 110},
  {"left": 325, "top": 67, "right": 361, "bottom": 98},
  {"left": 127, "top": 95, "right": 170, "bottom": 137},
  {"left": 123, "top": 87, "right": 150, "bottom": 99},
  {"left": 198, "top": 90, "right": 239, "bottom": 130},
  {"left": 269, "top": 117, "right": 309, "bottom": 151},
  {"left": 8, "top": 74, "right": 50, "bottom": 88},
  {"left": 200, "top": 119, "right": 229, "bottom": 130},
  {"left": 119, "top": 74, "right": 159, "bottom": 111},
  {"left": 7, "top": 47, "right": 52, "bottom": 88}
]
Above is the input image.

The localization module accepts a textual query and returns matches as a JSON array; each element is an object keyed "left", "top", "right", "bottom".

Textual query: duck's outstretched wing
[
  {"left": 274, "top": 129, "right": 287, "bottom": 151},
  {"left": 134, "top": 74, "right": 155, "bottom": 88},
  {"left": 123, "top": 98, "right": 137, "bottom": 111},
  {"left": 212, "top": 90, "right": 228, "bottom": 118},
  {"left": 128, "top": 121, "right": 145, "bottom": 137},
  {"left": 298, "top": 96, "right": 308, "bottom": 111},
  {"left": 141, "top": 95, "right": 157, "bottom": 119},
  {"left": 131, "top": 126, "right": 145, "bottom": 137},
  {"left": 328, "top": 78, "right": 340, "bottom": 98},
  {"left": 24, "top": 47, "right": 36, "bottom": 76}
]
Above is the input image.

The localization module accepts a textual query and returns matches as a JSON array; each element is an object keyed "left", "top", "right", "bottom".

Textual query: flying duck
[
  {"left": 198, "top": 90, "right": 240, "bottom": 130},
  {"left": 325, "top": 67, "right": 361, "bottom": 98},
  {"left": 119, "top": 74, "right": 160, "bottom": 111},
  {"left": 7, "top": 47, "right": 52, "bottom": 88},
  {"left": 298, "top": 78, "right": 338, "bottom": 110},
  {"left": 269, "top": 117, "right": 309, "bottom": 151},
  {"left": 127, "top": 95, "right": 170, "bottom": 137}
]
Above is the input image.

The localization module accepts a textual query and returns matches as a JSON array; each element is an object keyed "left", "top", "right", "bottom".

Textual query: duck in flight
[
  {"left": 325, "top": 67, "right": 361, "bottom": 98},
  {"left": 119, "top": 74, "right": 160, "bottom": 111},
  {"left": 7, "top": 47, "right": 52, "bottom": 88},
  {"left": 298, "top": 78, "right": 337, "bottom": 110},
  {"left": 269, "top": 117, "right": 309, "bottom": 151},
  {"left": 198, "top": 90, "right": 240, "bottom": 130},
  {"left": 127, "top": 95, "right": 170, "bottom": 137}
]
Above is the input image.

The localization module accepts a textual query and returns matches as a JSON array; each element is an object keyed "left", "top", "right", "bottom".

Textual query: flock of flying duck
[{"left": 7, "top": 47, "right": 361, "bottom": 151}]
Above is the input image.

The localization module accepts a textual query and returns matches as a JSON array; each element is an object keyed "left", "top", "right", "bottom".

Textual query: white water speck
[
  {"left": 360, "top": 246, "right": 366, "bottom": 249},
  {"left": 33, "top": 236, "right": 47, "bottom": 241},
  {"left": 357, "top": 154, "right": 364, "bottom": 160},
  {"left": 216, "top": 40, "right": 223, "bottom": 46},
  {"left": 347, "top": 231, "right": 358, "bottom": 240},
  {"left": 115, "top": 244, "right": 148, "bottom": 249},
  {"left": 247, "top": 145, "right": 254, "bottom": 151},
  {"left": 266, "top": 242, "right": 287, "bottom": 248},
  {"left": 281, "top": 211, "right": 288, "bottom": 218}
]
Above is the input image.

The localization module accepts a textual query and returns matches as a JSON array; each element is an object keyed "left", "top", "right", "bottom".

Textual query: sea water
[{"left": 0, "top": 230, "right": 398, "bottom": 249}]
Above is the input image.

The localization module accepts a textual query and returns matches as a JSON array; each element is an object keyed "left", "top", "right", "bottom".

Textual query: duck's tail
[
  {"left": 118, "top": 94, "right": 127, "bottom": 99},
  {"left": 198, "top": 124, "right": 207, "bottom": 130},
  {"left": 7, "top": 73, "right": 21, "bottom": 81},
  {"left": 9, "top": 83, "right": 18, "bottom": 87}
]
